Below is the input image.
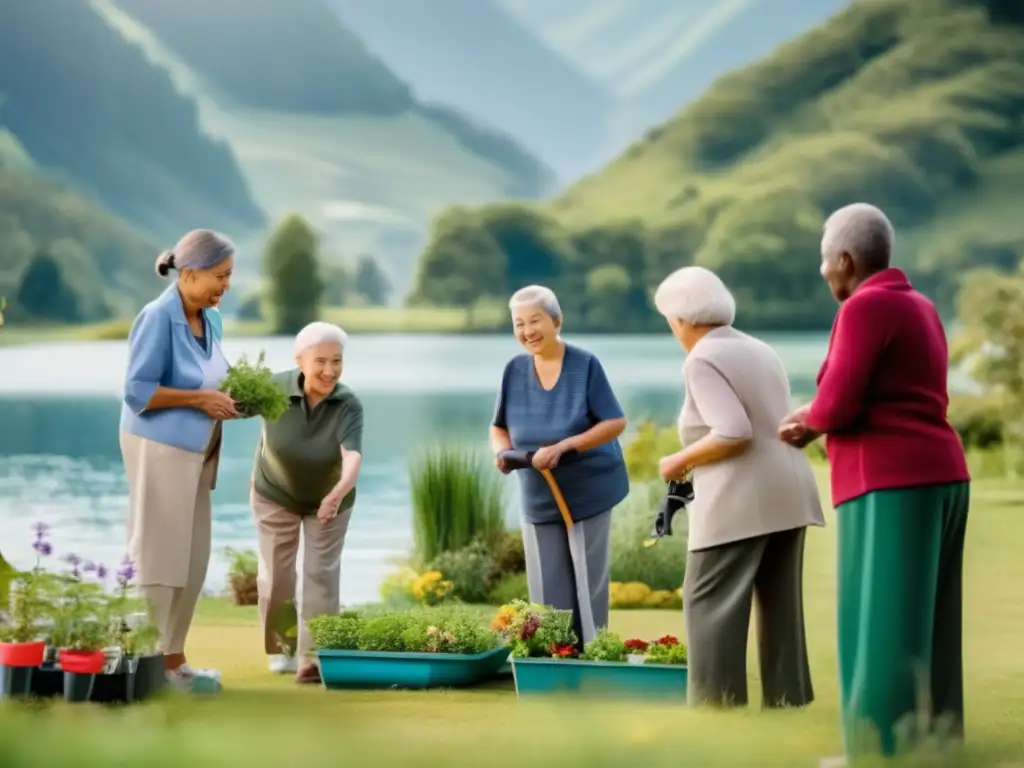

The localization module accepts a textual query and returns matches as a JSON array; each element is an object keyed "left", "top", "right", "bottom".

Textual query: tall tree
[
  {"left": 263, "top": 214, "right": 325, "bottom": 335},
  {"left": 354, "top": 254, "right": 391, "bottom": 306},
  {"left": 15, "top": 240, "right": 110, "bottom": 323}
]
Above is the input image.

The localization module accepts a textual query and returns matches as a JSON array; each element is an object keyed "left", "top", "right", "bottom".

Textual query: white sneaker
[
  {"left": 268, "top": 654, "right": 298, "bottom": 675},
  {"left": 166, "top": 664, "right": 222, "bottom": 693}
]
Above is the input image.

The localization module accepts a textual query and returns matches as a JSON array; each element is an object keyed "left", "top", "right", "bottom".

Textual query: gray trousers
[
  {"left": 522, "top": 510, "right": 612, "bottom": 647},
  {"left": 683, "top": 526, "right": 813, "bottom": 708}
]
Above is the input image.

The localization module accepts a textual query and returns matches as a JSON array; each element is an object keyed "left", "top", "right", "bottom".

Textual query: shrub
[
  {"left": 623, "top": 421, "right": 681, "bottom": 482},
  {"left": 947, "top": 392, "right": 1005, "bottom": 449},
  {"left": 609, "top": 581, "right": 682, "bottom": 610},
  {"left": 428, "top": 539, "right": 496, "bottom": 604},
  {"left": 222, "top": 547, "right": 259, "bottom": 606},
  {"left": 409, "top": 443, "right": 506, "bottom": 567},
  {"left": 609, "top": 483, "right": 687, "bottom": 590},
  {"left": 487, "top": 571, "right": 529, "bottom": 605},
  {"left": 489, "top": 530, "right": 526, "bottom": 579},
  {"left": 410, "top": 571, "right": 453, "bottom": 606},
  {"left": 307, "top": 612, "right": 361, "bottom": 651},
  {"left": 378, "top": 566, "right": 419, "bottom": 605}
]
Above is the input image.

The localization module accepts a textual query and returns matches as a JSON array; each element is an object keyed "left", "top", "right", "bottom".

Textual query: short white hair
[
  {"left": 653, "top": 266, "right": 736, "bottom": 326},
  {"left": 508, "top": 285, "right": 562, "bottom": 321},
  {"left": 821, "top": 203, "right": 894, "bottom": 271},
  {"left": 293, "top": 321, "right": 348, "bottom": 357}
]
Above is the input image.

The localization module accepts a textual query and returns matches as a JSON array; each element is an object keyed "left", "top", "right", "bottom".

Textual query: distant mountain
[
  {"left": 102, "top": 0, "right": 553, "bottom": 297},
  {"left": 0, "top": 0, "right": 263, "bottom": 243},
  {"left": 411, "top": 0, "right": 1024, "bottom": 331},
  {"left": 327, "top": 0, "right": 612, "bottom": 181},
  {"left": 498, "top": 0, "right": 851, "bottom": 152}
]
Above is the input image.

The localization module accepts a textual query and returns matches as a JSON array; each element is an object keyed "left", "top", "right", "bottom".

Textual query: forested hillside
[
  {"left": 0, "top": 0, "right": 263, "bottom": 241},
  {"left": 410, "top": 0, "right": 1024, "bottom": 331}
]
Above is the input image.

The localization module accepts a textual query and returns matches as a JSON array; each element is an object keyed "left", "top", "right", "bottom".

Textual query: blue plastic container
[
  {"left": 318, "top": 645, "right": 511, "bottom": 690},
  {"left": 511, "top": 657, "right": 688, "bottom": 700}
]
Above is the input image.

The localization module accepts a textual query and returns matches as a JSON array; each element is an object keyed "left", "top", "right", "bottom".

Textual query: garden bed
[
  {"left": 492, "top": 601, "right": 688, "bottom": 701},
  {"left": 309, "top": 605, "right": 509, "bottom": 690}
]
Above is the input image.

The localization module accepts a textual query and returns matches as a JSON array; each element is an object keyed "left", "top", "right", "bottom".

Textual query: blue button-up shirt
[{"left": 119, "top": 284, "right": 229, "bottom": 453}]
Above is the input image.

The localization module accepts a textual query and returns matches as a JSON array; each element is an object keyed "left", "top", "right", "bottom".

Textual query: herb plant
[
  {"left": 44, "top": 555, "right": 112, "bottom": 652},
  {"left": 308, "top": 607, "right": 498, "bottom": 655},
  {"left": 4, "top": 523, "right": 56, "bottom": 643},
  {"left": 221, "top": 351, "right": 289, "bottom": 421},
  {"left": 581, "top": 628, "right": 628, "bottom": 662},
  {"left": 645, "top": 637, "right": 688, "bottom": 665}
]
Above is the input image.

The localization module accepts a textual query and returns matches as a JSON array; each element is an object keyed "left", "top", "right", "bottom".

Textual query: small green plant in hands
[{"left": 221, "top": 351, "right": 289, "bottom": 421}]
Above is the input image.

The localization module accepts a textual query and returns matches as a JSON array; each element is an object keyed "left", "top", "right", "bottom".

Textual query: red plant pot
[
  {"left": 59, "top": 649, "right": 106, "bottom": 675},
  {"left": 0, "top": 641, "right": 46, "bottom": 668}
]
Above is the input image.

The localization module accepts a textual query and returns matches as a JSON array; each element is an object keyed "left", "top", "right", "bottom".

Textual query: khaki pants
[
  {"left": 120, "top": 427, "right": 220, "bottom": 656},
  {"left": 250, "top": 488, "right": 351, "bottom": 659}
]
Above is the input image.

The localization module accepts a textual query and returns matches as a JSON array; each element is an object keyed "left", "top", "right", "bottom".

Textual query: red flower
[
  {"left": 550, "top": 643, "right": 577, "bottom": 658},
  {"left": 623, "top": 638, "right": 649, "bottom": 652},
  {"left": 519, "top": 615, "right": 540, "bottom": 640},
  {"left": 655, "top": 635, "right": 679, "bottom": 646}
]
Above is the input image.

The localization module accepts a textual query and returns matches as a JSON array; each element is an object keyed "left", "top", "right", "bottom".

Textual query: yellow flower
[{"left": 380, "top": 566, "right": 419, "bottom": 600}]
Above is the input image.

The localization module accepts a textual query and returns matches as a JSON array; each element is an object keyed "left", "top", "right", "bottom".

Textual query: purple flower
[
  {"left": 116, "top": 556, "right": 136, "bottom": 585},
  {"left": 32, "top": 541, "right": 52, "bottom": 557},
  {"left": 95, "top": 564, "right": 108, "bottom": 580}
]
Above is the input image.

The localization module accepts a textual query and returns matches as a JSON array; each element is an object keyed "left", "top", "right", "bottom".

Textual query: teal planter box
[
  {"left": 317, "top": 646, "right": 510, "bottom": 690},
  {"left": 511, "top": 657, "right": 688, "bottom": 700}
]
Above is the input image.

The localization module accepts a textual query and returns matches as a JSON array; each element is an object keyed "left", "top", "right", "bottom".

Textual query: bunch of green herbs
[{"left": 221, "top": 351, "right": 289, "bottom": 421}]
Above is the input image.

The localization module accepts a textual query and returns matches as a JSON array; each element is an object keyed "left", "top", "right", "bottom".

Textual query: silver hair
[
  {"left": 508, "top": 285, "right": 562, "bottom": 321},
  {"left": 155, "top": 229, "right": 236, "bottom": 278},
  {"left": 653, "top": 266, "right": 736, "bottom": 326},
  {"left": 821, "top": 203, "right": 894, "bottom": 271},
  {"left": 293, "top": 321, "right": 348, "bottom": 358}
]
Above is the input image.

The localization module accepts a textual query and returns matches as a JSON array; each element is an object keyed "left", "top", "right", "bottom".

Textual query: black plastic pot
[
  {"left": 63, "top": 672, "right": 96, "bottom": 703},
  {"left": 90, "top": 656, "right": 138, "bottom": 704},
  {"left": 0, "top": 665, "right": 34, "bottom": 698},
  {"left": 132, "top": 654, "right": 166, "bottom": 701},
  {"left": 28, "top": 661, "right": 62, "bottom": 697}
]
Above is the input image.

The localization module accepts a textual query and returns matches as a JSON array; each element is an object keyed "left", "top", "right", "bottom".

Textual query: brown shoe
[{"left": 295, "top": 662, "right": 321, "bottom": 685}]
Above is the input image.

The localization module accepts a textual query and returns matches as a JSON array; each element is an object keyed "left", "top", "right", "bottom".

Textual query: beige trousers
[
  {"left": 250, "top": 488, "right": 352, "bottom": 658},
  {"left": 120, "top": 426, "right": 220, "bottom": 656}
]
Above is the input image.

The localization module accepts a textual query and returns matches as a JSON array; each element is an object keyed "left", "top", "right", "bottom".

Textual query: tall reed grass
[{"left": 408, "top": 443, "right": 506, "bottom": 567}]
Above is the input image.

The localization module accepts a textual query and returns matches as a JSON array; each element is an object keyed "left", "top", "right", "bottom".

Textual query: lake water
[{"left": 0, "top": 333, "right": 830, "bottom": 604}]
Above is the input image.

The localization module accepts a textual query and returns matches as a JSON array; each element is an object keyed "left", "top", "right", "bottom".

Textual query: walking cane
[{"left": 498, "top": 449, "right": 575, "bottom": 531}]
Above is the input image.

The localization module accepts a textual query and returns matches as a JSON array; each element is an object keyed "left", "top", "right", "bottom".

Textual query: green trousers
[{"left": 837, "top": 482, "right": 969, "bottom": 759}]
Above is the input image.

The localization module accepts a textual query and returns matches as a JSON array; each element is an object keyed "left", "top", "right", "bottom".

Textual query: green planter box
[
  {"left": 511, "top": 657, "right": 688, "bottom": 700},
  {"left": 317, "top": 646, "right": 510, "bottom": 690}
]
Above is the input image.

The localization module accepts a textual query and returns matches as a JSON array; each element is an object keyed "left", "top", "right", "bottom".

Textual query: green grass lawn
[{"left": 2, "top": 475, "right": 1023, "bottom": 766}]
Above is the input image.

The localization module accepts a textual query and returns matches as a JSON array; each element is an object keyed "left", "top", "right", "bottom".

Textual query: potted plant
[
  {"left": 493, "top": 601, "right": 689, "bottom": 700},
  {"left": 309, "top": 605, "right": 509, "bottom": 689},
  {"left": 91, "top": 556, "right": 163, "bottom": 703},
  {"left": 0, "top": 523, "right": 53, "bottom": 698},
  {"left": 45, "top": 555, "right": 112, "bottom": 703},
  {"left": 221, "top": 351, "right": 289, "bottom": 420},
  {"left": 222, "top": 547, "right": 259, "bottom": 606}
]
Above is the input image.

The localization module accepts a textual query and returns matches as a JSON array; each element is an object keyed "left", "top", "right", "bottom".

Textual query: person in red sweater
[{"left": 779, "top": 203, "right": 970, "bottom": 763}]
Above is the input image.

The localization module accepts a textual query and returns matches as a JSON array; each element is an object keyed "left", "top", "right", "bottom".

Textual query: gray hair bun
[{"left": 155, "top": 249, "right": 177, "bottom": 278}]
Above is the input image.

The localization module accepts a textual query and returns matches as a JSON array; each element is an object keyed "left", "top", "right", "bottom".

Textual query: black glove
[{"left": 650, "top": 480, "right": 694, "bottom": 539}]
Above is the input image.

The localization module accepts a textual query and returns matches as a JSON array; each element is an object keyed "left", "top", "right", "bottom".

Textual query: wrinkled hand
[
  {"left": 199, "top": 390, "right": 239, "bottom": 420},
  {"left": 531, "top": 444, "right": 566, "bottom": 471},
  {"left": 495, "top": 452, "right": 511, "bottom": 475},
  {"left": 778, "top": 410, "right": 816, "bottom": 448},
  {"left": 317, "top": 495, "right": 340, "bottom": 524},
  {"left": 658, "top": 454, "right": 687, "bottom": 483}
]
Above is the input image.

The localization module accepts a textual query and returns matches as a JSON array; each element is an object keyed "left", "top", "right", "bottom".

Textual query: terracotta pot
[
  {"left": 0, "top": 640, "right": 45, "bottom": 668},
  {"left": 58, "top": 649, "right": 106, "bottom": 675}
]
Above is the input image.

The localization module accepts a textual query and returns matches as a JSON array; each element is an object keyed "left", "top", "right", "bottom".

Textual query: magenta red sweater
[{"left": 805, "top": 268, "right": 970, "bottom": 507}]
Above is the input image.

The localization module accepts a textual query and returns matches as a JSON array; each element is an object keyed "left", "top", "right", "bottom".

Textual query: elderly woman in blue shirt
[
  {"left": 489, "top": 285, "right": 629, "bottom": 646},
  {"left": 119, "top": 229, "right": 238, "bottom": 693}
]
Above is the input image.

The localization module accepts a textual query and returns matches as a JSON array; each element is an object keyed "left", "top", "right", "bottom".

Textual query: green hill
[
  {"left": 0, "top": 0, "right": 263, "bottom": 243},
  {"left": 0, "top": 167, "right": 161, "bottom": 324},
  {"left": 100, "top": 0, "right": 552, "bottom": 297},
  {"left": 410, "top": 0, "right": 1024, "bottom": 331}
]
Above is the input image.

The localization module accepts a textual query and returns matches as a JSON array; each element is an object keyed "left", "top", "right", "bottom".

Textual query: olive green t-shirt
[{"left": 253, "top": 370, "right": 364, "bottom": 515}]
